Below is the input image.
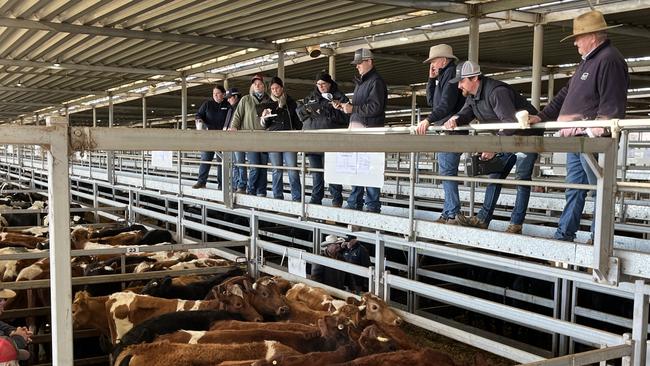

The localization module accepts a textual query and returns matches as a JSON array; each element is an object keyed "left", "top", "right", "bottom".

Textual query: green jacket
[{"left": 230, "top": 92, "right": 271, "bottom": 131}]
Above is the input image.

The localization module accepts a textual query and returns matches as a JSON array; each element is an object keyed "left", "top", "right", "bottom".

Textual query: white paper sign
[
  {"left": 324, "top": 152, "right": 385, "bottom": 188},
  {"left": 7, "top": 145, "right": 13, "bottom": 154},
  {"left": 288, "top": 256, "right": 307, "bottom": 278},
  {"left": 151, "top": 151, "right": 173, "bottom": 168}
]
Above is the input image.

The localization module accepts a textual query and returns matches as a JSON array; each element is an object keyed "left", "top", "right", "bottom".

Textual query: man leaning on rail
[
  {"left": 527, "top": 10, "right": 629, "bottom": 243},
  {"left": 445, "top": 61, "right": 543, "bottom": 234},
  {"left": 414, "top": 44, "right": 466, "bottom": 225}
]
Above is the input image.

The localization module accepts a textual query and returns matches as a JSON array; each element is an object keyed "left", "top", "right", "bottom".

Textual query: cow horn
[{"left": 377, "top": 336, "right": 390, "bottom": 342}]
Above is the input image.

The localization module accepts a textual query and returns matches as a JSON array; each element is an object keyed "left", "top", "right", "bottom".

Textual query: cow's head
[
  {"left": 251, "top": 276, "right": 290, "bottom": 316},
  {"left": 216, "top": 285, "right": 263, "bottom": 322},
  {"left": 348, "top": 293, "right": 403, "bottom": 327},
  {"left": 72, "top": 291, "right": 94, "bottom": 329},
  {"left": 140, "top": 276, "right": 173, "bottom": 297},
  {"left": 358, "top": 324, "right": 398, "bottom": 355},
  {"left": 317, "top": 315, "right": 352, "bottom": 348}
]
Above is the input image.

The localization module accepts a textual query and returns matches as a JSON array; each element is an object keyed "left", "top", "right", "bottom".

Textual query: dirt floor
[{"left": 404, "top": 323, "right": 516, "bottom": 366}]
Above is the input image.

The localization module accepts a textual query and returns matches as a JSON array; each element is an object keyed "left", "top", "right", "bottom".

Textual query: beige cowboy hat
[
  {"left": 0, "top": 289, "right": 16, "bottom": 299},
  {"left": 320, "top": 234, "right": 344, "bottom": 247},
  {"left": 423, "top": 44, "right": 458, "bottom": 63},
  {"left": 561, "top": 10, "right": 622, "bottom": 42}
]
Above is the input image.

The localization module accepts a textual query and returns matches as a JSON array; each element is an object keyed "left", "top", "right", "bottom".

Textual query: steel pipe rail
[
  {"left": 386, "top": 273, "right": 625, "bottom": 346},
  {"left": 71, "top": 127, "right": 614, "bottom": 154}
]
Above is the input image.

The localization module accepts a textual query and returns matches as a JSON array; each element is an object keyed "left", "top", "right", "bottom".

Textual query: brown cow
[
  {"left": 106, "top": 289, "right": 262, "bottom": 343},
  {"left": 209, "top": 320, "right": 318, "bottom": 333},
  {"left": 286, "top": 282, "right": 348, "bottom": 312},
  {"left": 211, "top": 276, "right": 289, "bottom": 317},
  {"left": 0, "top": 232, "right": 47, "bottom": 249},
  {"left": 113, "top": 340, "right": 300, "bottom": 366},
  {"left": 155, "top": 328, "right": 321, "bottom": 353},
  {"left": 72, "top": 291, "right": 110, "bottom": 337},
  {"left": 331, "top": 348, "right": 457, "bottom": 366},
  {"left": 348, "top": 293, "right": 403, "bottom": 327}
]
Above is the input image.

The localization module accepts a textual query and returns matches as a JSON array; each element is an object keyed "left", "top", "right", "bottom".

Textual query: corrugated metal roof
[{"left": 0, "top": 0, "right": 648, "bottom": 125}]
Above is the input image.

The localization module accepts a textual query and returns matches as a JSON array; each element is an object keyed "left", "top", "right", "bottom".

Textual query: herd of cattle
[
  {"left": 72, "top": 269, "right": 471, "bottom": 366},
  {"left": 0, "top": 186, "right": 479, "bottom": 365}
]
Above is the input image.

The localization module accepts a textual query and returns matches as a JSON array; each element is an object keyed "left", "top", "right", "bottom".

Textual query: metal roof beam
[
  {"left": 356, "top": 1, "right": 467, "bottom": 14},
  {"left": 0, "top": 58, "right": 178, "bottom": 76},
  {"left": 0, "top": 86, "right": 105, "bottom": 95},
  {"left": 0, "top": 17, "right": 276, "bottom": 51},
  {"left": 0, "top": 101, "right": 54, "bottom": 107}
]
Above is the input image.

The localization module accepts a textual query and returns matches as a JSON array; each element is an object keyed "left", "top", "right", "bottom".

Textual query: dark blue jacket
[
  {"left": 196, "top": 99, "right": 230, "bottom": 130},
  {"left": 456, "top": 76, "right": 542, "bottom": 136},
  {"left": 538, "top": 40, "right": 628, "bottom": 122},
  {"left": 426, "top": 61, "right": 466, "bottom": 125},
  {"left": 350, "top": 67, "right": 387, "bottom": 127}
]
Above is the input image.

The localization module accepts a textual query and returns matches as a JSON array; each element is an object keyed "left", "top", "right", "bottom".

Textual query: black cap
[
  {"left": 315, "top": 71, "right": 334, "bottom": 84},
  {"left": 225, "top": 88, "right": 240, "bottom": 98},
  {"left": 270, "top": 76, "right": 283, "bottom": 87}
]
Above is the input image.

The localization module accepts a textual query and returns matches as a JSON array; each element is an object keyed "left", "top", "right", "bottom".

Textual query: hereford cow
[
  {"left": 286, "top": 282, "right": 348, "bottom": 312},
  {"left": 331, "top": 348, "right": 457, "bottom": 366},
  {"left": 211, "top": 276, "right": 289, "bottom": 317},
  {"left": 111, "top": 310, "right": 246, "bottom": 361},
  {"left": 209, "top": 320, "right": 317, "bottom": 333},
  {"left": 0, "top": 232, "right": 47, "bottom": 249},
  {"left": 106, "top": 289, "right": 262, "bottom": 342},
  {"left": 114, "top": 340, "right": 300, "bottom": 366}
]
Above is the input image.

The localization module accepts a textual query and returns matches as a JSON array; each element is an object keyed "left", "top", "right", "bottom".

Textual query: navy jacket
[
  {"left": 196, "top": 99, "right": 230, "bottom": 130},
  {"left": 350, "top": 67, "right": 387, "bottom": 127},
  {"left": 538, "top": 40, "right": 628, "bottom": 122},
  {"left": 298, "top": 84, "right": 350, "bottom": 130},
  {"left": 456, "top": 77, "right": 542, "bottom": 136},
  {"left": 426, "top": 61, "right": 466, "bottom": 125}
]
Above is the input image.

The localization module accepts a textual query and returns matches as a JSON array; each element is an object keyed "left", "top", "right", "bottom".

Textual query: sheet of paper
[
  {"left": 288, "top": 256, "right": 307, "bottom": 278},
  {"left": 151, "top": 151, "right": 174, "bottom": 169}
]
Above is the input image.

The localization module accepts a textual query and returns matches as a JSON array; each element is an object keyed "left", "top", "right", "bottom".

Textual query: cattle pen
[
  {"left": 0, "top": 1, "right": 649, "bottom": 365},
  {"left": 0, "top": 117, "right": 648, "bottom": 365}
]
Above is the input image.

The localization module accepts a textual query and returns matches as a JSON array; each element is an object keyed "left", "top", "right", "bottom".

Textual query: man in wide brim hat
[
  {"left": 0, "top": 290, "right": 15, "bottom": 300},
  {"left": 422, "top": 44, "right": 458, "bottom": 64},
  {"left": 560, "top": 9, "right": 622, "bottom": 42}
]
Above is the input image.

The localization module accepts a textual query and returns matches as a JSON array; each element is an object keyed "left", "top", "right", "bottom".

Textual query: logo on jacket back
[{"left": 580, "top": 72, "right": 589, "bottom": 80}]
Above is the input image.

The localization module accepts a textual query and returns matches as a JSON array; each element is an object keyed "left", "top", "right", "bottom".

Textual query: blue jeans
[
  {"left": 197, "top": 151, "right": 221, "bottom": 186},
  {"left": 477, "top": 152, "right": 537, "bottom": 225},
  {"left": 307, "top": 153, "right": 343, "bottom": 205},
  {"left": 246, "top": 152, "right": 268, "bottom": 196},
  {"left": 348, "top": 186, "right": 381, "bottom": 213},
  {"left": 268, "top": 152, "right": 301, "bottom": 201},
  {"left": 232, "top": 152, "right": 247, "bottom": 190},
  {"left": 438, "top": 152, "right": 462, "bottom": 219},
  {"left": 554, "top": 153, "right": 597, "bottom": 241}
]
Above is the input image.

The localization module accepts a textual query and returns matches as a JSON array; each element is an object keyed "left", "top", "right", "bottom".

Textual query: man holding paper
[{"left": 193, "top": 85, "right": 230, "bottom": 189}]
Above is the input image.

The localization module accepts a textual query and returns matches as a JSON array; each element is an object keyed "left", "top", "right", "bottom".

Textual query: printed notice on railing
[
  {"left": 151, "top": 151, "right": 173, "bottom": 168},
  {"left": 325, "top": 152, "right": 384, "bottom": 188}
]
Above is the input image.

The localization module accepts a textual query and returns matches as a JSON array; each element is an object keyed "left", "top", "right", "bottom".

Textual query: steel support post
[
  {"left": 618, "top": 130, "right": 629, "bottom": 223},
  {"left": 277, "top": 51, "right": 285, "bottom": 81},
  {"left": 547, "top": 70, "right": 555, "bottom": 103},
  {"left": 176, "top": 197, "right": 184, "bottom": 244},
  {"left": 201, "top": 205, "right": 208, "bottom": 243},
  {"left": 374, "top": 231, "right": 385, "bottom": 298},
  {"left": 591, "top": 137, "right": 618, "bottom": 284},
  {"left": 300, "top": 153, "right": 306, "bottom": 218},
  {"left": 92, "top": 106, "right": 97, "bottom": 127},
  {"left": 531, "top": 22, "right": 544, "bottom": 110},
  {"left": 181, "top": 74, "right": 188, "bottom": 130},
  {"left": 407, "top": 246, "right": 417, "bottom": 313},
  {"left": 46, "top": 116, "right": 73, "bottom": 365},
  {"left": 92, "top": 182, "right": 99, "bottom": 223},
  {"left": 632, "top": 280, "right": 649, "bottom": 366},
  {"left": 410, "top": 87, "right": 417, "bottom": 126},
  {"left": 408, "top": 152, "right": 416, "bottom": 239},
  {"left": 312, "top": 227, "right": 321, "bottom": 255},
  {"left": 222, "top": 151, "right": 233, "bottom": 208},
  {"left": 249, "top": 211, "right": 260, "bottom": 278},
  {"left": 107, "top": 92, "right": 114, "bottom": 184},
  {"left": 141, "top": 96, "right": 146, "bottom": 187},
  {"left": 468, "top": 5, "right": 480, "bottom": 63},
  {"left": 224, "top": 78, "right": 229, "bottom": 90},
  {"left": 127, "top": 190, "right": 134, "bottom": 224},
  {"left": 328, "top": 55, "right": 336, "bottom": 81},
  {"left": 558, "top": 277, "right": 572, "bottom": 356}
]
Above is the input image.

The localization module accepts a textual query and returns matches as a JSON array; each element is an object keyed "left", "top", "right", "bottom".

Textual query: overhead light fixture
[
  {"left": 191, "top": 103, "right": 195, "bottom": 107},
  {"left": 15, "top": 80, "right": 22, "bottom": 87},
  {"left": 306, "top": 45, "right": 321, "bottom": 58}
]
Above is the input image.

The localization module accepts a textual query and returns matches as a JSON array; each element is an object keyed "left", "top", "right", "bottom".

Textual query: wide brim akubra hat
[
  {"left": 560, "top": 10, "right": 622, "bottom": 42},
  {"left": 423, "top": 44, "right": 458, "bottom": 63}
]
